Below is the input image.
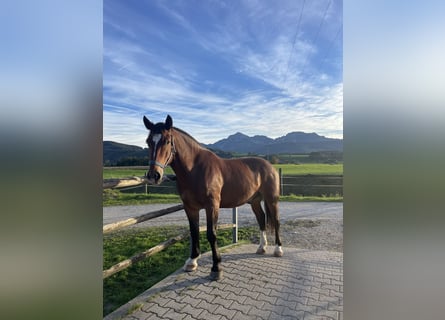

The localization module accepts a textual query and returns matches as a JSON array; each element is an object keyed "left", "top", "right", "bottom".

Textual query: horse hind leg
[
  {"left": 250, "top": 197, "right": 268, "bottom": 255},
  {"left": 205, "top": 202, "right": 223, "bottom": 281},
  {"left": 264, "top": 197, "right": 284, "bottom": 257}
]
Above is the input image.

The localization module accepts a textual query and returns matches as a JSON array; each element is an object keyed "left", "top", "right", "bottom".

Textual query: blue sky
[{"left": 104, "top": 0, "right": 342, "bottom": 147}]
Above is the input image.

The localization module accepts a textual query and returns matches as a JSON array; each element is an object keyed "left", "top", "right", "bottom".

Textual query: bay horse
[{"left": 143, "top": 115, "right": 283, "bottom": 280}]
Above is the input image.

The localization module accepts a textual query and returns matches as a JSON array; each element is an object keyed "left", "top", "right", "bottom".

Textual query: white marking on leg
[
  {"left": 260, "top": 230, "right": 268, "bottom": 247},
  {"left": 183, "top": 255, "right": 200, "bottom": 272},
  {"left": 256, "top": 230, "right": 268, "bottom": 254},
  {"left": 274, "top": 245, "right": 283, "bottom": 257}
]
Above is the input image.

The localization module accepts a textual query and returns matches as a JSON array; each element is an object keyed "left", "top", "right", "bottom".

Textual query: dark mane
[{"left": 173, "top": 127, "right": 207, "bottom": 149}]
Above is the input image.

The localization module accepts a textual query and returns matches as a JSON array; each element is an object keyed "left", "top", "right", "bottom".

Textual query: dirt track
[{"left": 103, "top": 202, "right": 343, "bottom": 252}]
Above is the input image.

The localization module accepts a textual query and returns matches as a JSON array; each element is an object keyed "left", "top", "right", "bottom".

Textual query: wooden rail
[
  {"left": 103, "top": 176, "right": 147, "bottom": 189},
  {"left": 103, "top": 224, "right": 235, "bottom": 279},
  {"left": 103, "top": 204, "right": 239, "bottom": 279},
  {"left": 103, "top": 175, "right": 177, "bottom": 189},
  {"left": 103, "top": 233, "right": 187, "bottom": 279},
  {"left": 103, "top": 204, "right": 184, "bottom": 233}
]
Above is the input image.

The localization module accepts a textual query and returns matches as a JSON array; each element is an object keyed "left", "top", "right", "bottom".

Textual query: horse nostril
[{"left": 154, "top": 171, "right": 161, "bottom": 182}]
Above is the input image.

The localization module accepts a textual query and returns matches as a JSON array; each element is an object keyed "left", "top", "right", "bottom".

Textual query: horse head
[{"left": 143, "top": 115, "right": 175, "bottom": 184}]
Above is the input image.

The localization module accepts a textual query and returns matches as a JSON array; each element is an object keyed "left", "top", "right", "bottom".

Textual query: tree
[{"left": 270, "top": 155, "right": 280, "bottom": 164}]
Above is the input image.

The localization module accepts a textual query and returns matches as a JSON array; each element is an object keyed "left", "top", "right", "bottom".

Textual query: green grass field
[
  {"left": 103, "top": 163, "right": 343, "bottom": 179},
  {"left": 274, "top": 163, "right": 342, "bottom": 175}
]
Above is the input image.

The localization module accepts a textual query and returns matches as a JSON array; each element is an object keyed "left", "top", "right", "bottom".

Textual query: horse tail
[
  {"left": 264, "top": 169, "right": 280, "bottom": 233},
  {"left": 265, "top": 197, "right": 279, "bottom": 233}
]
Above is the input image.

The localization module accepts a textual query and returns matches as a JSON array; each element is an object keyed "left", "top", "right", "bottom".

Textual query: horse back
[
  {"left": 176, "top": 150, "right": 278, "bottom": 208},
  {"left": 219, "top": 156, "right": 279, "bottom": 207}
]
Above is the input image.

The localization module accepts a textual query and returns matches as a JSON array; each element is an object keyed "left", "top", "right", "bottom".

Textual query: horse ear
[
  {"left": 143, "top": 116, "right": 154, "bottom": 130},
  {"left": 165, "top": 115, "right": 173, "bottom": 130}
]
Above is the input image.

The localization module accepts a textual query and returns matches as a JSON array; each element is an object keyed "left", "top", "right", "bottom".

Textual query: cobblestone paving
[{"left": 105, "top": 244, "right": 343, "bottom": 320}]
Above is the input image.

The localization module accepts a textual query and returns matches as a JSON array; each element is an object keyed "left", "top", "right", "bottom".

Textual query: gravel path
[
  {"left": 103, "top": 202, "right": 343, "bottom": 252},
  {"left": 280, "top": 218, "right": 343, "bottom": 252}
]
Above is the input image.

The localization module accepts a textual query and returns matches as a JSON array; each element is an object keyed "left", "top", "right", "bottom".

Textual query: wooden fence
[
  {"left": 103, "top": 204, "right": 239, "bottom": 279},
  {"left": 103, "top": 173, "right": 343, "bottom": 197},
  {"left": 277, "top": 169, "right": 343, "bottom": 197}
]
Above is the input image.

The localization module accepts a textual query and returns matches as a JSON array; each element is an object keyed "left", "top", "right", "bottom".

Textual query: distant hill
[
  {"left": 204, "top": 131, "right": 342, "bottom": 154},
  {"left": 103, "top": 131, "right": 342, "bottom": 165},
  {"left": 103, "top": 141, "right": 147, "bottom": 166}
]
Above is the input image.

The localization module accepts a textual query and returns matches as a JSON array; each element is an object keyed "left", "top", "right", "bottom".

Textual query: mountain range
[
  {"left": 204, "top": 131, "right": 342, "bottom": 154},
  {"left": 103, "top": 131, "right": 342, "bottom": 165}
]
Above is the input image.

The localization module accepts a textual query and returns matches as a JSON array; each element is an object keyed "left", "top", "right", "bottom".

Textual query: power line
[
  {"left": 316, "top": 22, "right": 342, "bottom": 76},
  {"left": 299, "top": 0, "right": 332, "bottom": 78},
  {"left": 313, "top": 0, "right": 332, "bottom": 49},
  {"left": 300, "top": 20, "right": 342, "bottom": 86},
  {"left": 284, "top": 0, "right": 306, "bottom": 86}
]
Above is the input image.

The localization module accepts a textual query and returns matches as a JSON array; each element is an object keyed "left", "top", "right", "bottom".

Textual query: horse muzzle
[{"left": 146, "top": 169, "right": 163, "bottom": 185}]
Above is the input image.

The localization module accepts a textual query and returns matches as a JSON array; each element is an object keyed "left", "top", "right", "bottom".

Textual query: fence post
[
  {"left": 145, "top": 183, "right": 148, "bottom": 194},
  {"left": 232, "top": 207, "right": 238, "bottom": 243},
  {"left": 279, "top": 168, "right": 283, "bottom": 196}
]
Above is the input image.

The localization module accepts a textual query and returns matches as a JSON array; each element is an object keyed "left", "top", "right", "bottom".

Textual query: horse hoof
[
  {"left": 256, "top": 247, "right": 266, "bottom": 255},
  {"left": 183, "top": 257, "right": 199, "bottom": 272},
  {"left": 274, "top": 246, "right": 284, "bottom": 257},
  {"left": 209, "top": 270, "right": 223, "bottom": 281},
  {"left": 184, "top": 264, "right": 198, "bottom": 272}
]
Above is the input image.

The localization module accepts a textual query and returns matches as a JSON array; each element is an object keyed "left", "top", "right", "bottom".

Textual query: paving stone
[
  {"left": 105, "top": 245, "right": 343, "bottom": 320},
  {"left": 213, "top": 305, "right": 238, "bottom": 319},
  {"left": 196, "top": 299, "right": 219, "bottom": 314},
  {"left": 179, "top": 304, "right": 204, "bottom": 318},
  {"left": 228, "top": 300, "right": 252, "bottom": 315}
]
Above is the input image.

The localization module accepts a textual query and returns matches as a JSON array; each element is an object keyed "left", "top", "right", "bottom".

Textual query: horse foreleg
[{"left": 183, "top": 208, "right": 200, "bottom": 272}]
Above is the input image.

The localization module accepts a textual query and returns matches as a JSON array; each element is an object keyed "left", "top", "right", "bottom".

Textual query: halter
[{"left": 149, "top": 137, "right": 176, "bottom": 169}]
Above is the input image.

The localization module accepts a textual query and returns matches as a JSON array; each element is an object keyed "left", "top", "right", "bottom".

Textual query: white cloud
[{"left": 103, "top": 0, "right": 342, "bottom": 146}]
